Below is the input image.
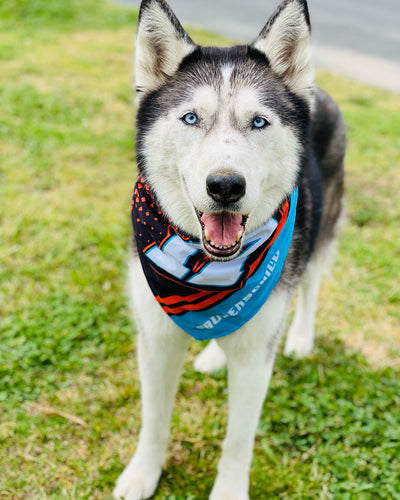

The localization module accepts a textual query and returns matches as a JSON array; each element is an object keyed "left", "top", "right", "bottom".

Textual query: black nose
[{"left": 206, "top": 173, "right": 246, "bottom": 204}]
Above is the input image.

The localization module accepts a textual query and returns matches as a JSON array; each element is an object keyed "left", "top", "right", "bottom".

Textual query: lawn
[{"left": 0, "top": 0, "right": 399, "bottom": 498}]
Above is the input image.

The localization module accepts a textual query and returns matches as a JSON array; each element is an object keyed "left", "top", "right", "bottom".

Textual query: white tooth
[
  {"left": 236, "top": 230, "right": 243, "bottom": 242},
  {"left": 204, "top": 229, "right": 210, "bottom": 241}
]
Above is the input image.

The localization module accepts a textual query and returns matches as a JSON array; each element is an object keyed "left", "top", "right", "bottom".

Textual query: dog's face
[{"left": 135, "top": 0, "right": 314, "bottom": 260}]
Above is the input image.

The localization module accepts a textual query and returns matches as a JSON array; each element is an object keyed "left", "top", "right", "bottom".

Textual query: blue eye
[
  {"left": 252, "top": 116, "right": 269, "bottom": 129},
  {"left": 182, "top": 112, "right": 198, "bottom": 126}
]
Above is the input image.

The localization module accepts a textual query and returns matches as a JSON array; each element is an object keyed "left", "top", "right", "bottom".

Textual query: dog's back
[
  {"left": 312, "top": 87, "right": 346, "bottom": 246},
  {"left": 283, "top": 87, "right": 345, "bottom": 357}
]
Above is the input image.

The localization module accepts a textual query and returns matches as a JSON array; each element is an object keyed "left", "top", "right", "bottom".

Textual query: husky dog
[{"left": 114, "top": 0, "right": 345, "bottom": 498}]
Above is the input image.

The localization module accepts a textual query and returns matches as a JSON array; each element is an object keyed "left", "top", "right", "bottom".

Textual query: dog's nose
[{"left": 206, "top": 173, "right": 246, "bottom": 203}]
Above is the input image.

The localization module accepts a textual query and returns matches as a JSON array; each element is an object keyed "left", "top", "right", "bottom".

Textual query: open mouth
[{"left": 198, "top": 211, "right": 248, "bottom": 259}]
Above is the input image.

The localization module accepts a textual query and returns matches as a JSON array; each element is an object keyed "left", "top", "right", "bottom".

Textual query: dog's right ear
[
  {"left": 252, "top": 0, "right": 313, "bottom": 103},
  {"left": 135, "top": 0, "right": 196, "bottom": 99}
]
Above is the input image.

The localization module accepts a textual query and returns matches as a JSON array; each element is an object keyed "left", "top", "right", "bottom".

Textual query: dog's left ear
[
  {"left": 135, "top": 0, "right": 196, "bottom": 99},
  {"left": 252, "top": 0, "right": 313, "bottom": 102}
]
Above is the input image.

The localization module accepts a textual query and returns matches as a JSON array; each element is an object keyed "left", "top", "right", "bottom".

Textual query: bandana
[{"left": 132, "top": 175, "right": 298, "bottom": 341}]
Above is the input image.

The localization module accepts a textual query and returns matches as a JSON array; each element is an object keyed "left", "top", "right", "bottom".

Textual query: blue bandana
[{"left": 132, "top": 175, "right": 298, "bottom": 341}]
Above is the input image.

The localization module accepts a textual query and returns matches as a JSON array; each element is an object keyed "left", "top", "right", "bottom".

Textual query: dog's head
[{"left": 135, "top": 0, "right": 313, "bottom": 260}]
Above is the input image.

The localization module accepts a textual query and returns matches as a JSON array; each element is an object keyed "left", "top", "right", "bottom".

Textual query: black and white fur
[{"left": 114, "top": 0, "right": 345, "bottom": 498}]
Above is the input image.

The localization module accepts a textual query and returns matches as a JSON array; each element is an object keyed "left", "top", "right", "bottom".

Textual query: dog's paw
[
  {"left": 194, "top": 340, "right": 226, "bottom": 374},
  {"left": 283, "top": 328, "right": 314, "bottom": 359},
  {"left": 209, "top": 472, "right": 249, "bottom": 500},
  {"left": 209, "top": 487, "right": 249, "bottom": 500},
  {"left": 113, "top": 460, "right": 162, "bottom": 500}
]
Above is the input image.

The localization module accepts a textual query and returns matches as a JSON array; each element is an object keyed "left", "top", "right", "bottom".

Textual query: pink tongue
[{"left": 201, "top": 212, "right": 243, "bottom": 247}]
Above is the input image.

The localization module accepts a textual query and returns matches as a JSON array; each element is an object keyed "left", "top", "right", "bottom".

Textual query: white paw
[
  {"left": 209, "top": 487, "right": 249, "bottom": 500},
  {"left": 209, "top": 472, "right": 249, "bottom": 500},
  {"left": 284, "top": 327, "right": 314, "bottom": 359},
  {"left": 113, "top": 459, "right": 162, "bottom": 500},
  {"left": 194, "top": 340, "right": 227, "bottom": 374}
]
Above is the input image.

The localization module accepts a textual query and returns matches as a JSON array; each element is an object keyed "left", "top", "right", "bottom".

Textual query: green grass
[{"left": 0, "top": 0, "right": 399, "bottom": 498}]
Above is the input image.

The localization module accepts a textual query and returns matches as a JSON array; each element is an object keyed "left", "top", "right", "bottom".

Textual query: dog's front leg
[
  {"left": 114, "top": 299, "right": 189, "bottom": 500},
  {"left": 210, "top": 292, "right": 288, "bottom": 500}
]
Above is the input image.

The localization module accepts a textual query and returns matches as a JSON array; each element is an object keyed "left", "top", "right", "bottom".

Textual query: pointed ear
[
  {"left": 252, "top": 0, "right": 314, "bottom": 102},
  {"left": 135, "top": 0, "right": 196, "bottom": 98}
]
